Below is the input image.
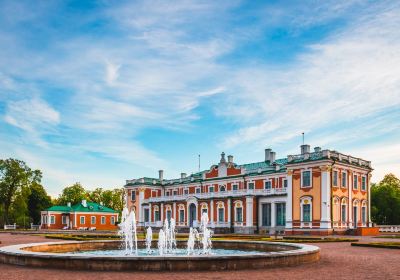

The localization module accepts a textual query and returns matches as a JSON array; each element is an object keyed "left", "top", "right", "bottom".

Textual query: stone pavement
[{"left": 0, "top": 233, "right": 399, "bottom": 280}]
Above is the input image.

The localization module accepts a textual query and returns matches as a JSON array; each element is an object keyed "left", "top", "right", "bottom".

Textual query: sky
[{"left": 0, "top": 0, "right": 399, "bottom": 197}]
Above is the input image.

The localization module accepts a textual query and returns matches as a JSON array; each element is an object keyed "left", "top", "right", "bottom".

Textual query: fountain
[{"left": 0, "top": 206, "right": 320, "bottom": 271}]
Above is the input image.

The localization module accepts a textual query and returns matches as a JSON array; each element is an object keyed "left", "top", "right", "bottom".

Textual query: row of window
[
  {"left": 261, "top": 203, "right": 286, "bottom": 226},
  {"left": 332, "top": 171, "right": 367, "bottom": 190},
  {"left": 43, "top": 215, "right": 115, "bottom": 225}
]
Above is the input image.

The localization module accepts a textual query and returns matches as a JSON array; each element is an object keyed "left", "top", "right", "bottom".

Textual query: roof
[{"left": 45, "top": 201, "right": 117, "bottom": 213}]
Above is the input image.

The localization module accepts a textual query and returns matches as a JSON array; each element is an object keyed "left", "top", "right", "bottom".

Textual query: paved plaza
[{"left": 0, "top": 233, "right": 399, "bottom": 280}]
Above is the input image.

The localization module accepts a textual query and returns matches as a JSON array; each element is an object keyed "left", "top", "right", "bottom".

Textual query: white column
[
  {"left": 173, "top": 202, "right": 176, "bottom": 220},
  {"left": 285, "top": 170, "right": 293, "bottom": 229},
  {"left": 271, "top": 202, "right": 276, "bottom": 231},
  {"left": 210, "top": 199, "right": 214, "bottom": 226},
  {"left": 149, "top": 203, "right": 152, "bottom": 223},
  {"left": 227, "top": 198, "right": 231, "bottom": 224},
  {"left": 348, "top": 171, "right": 353, "bottom": 228},
  {"left": 320, "top": 166, "right": 332, "bottom": 229},
  {"left": 139, "top": 189, "right": 144, "bottom": 225},
  {"left": 246, "top": 196, "right": 253, "bottom": 227},
  {"left": 368, "top": 174, "right": 372, "bottom": 227},
  {"left": 161, "top": 203, "right": 164, "bottom": 222}
]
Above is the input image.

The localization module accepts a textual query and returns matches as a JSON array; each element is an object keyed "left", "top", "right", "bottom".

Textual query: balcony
[{"left": 143, "top": 188, "right": 287, "bottom": 203}]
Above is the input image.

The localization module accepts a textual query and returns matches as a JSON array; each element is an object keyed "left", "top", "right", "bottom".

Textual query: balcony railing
[{"left": 143, "top": 188, "right": 287, "bottom": 203}]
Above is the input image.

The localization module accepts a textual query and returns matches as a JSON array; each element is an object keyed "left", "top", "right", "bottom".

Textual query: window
[
  {"left": 303, "top": 204, "right": 311, "bottom": 222},
  {"left": 276, "top": 203, "right": 286, "bottom": 226},
  {"left": 179, "top": 209, "right": 185, "bottom": 222},
  {"left": 62, "top": 216, "right": 67, "bottom": 224},
  {"left": 144, "top": 209, "right": 149, "bottom": 223},
  {"left": 154, "top": 210, "right": 160, "bottom": 221},
  {"left": 341, "top": 171, "right": 347, "bottom": 188},
  {"left": 232, "top": 184, "right": 238, "bottom": 191},
  {"left": 264, "top": 180, "right": 271, "bottom": 189},
  {"left": 131, "top": 191, "right": 136, "bottom": 201},
  {"left": 248, "top": 182, "right": 255, "bottom": 190},
  {"left": 166, "top": 191, "right": 170, "bottom": 196},
  {"left": 219, "top": 185, "right": 226, "bottom": 192},
  {"left": 235, "top": 207, "right": 243, "bottom": 222},
  {"left": 202, "top": 208, "right": 207, "bottom": 214},
  {"left": 184, "top": 189, "right": 189, "bottom": 195},
  {"left": 302, "top": 170, "right": 311, "bottom": 188},
  {"left": 353, "top": 175, "right": 358, "bottom": 189},
  {"left": 80, "top": 216, "right": 85, "bottom": 225},
  {"left": 283, "top": 179, "right": 288, "bottom": 188},
  {"left": 341, "top": 205, "right": 347, "bottom": 222},
  {"left": 166, "top": 210, "right": 172, "bottom": 222},
  {"left": 91, "top": 216, "right": 96, "bottom": 224},
  {"left": 218, "top": 208, "right": 224, "bottom": 222},
  {"left": 333, "top": 171, "right": 338, "bottom": 186},
  {"left": 50, "top": 215, "right": 55, "bottom": 224},
  {"left": 173, "top": 190, "right": 178, "bottom": 196},
  {"left": 101, "top": 216, "right": 106, "bottom": 225},
  {"left": 361, "top": 176, "right": 366, "bottom": 191},
  {"left": 196, "top": 188, "right": 201, "bottom": 194},
  {"left": 110, "top": 216, "right": 115, "bottom": 225},
  {"left": 209, "top": 186, "right": 214, "bottom": 192},
  {"left": 262, "top": 203, "right": 271, "bottom": 226},
  {"left": 362, "top": 206, "right": 366, "bottom": 224}
]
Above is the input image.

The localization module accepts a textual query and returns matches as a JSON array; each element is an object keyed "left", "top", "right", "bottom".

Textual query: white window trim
[
  {"left": 232, "top": 183, "right": 239, "bottom": 191},
  {"left": 264, "top": 179, "right": 272, "bottom": 190},
  {"left": 333, "top": 170, "right": 338, "bottom": 187},
  {"left": 341, "top": 198, "right": 348, "bottom": 224},
  {"left": 101, "top": 216, "right": 106, "bottom": 225},
  {"left": 184, "top": 187, "right": 189, "bottom": 195},
  {"left": 80, "top": 216, "right": 85, "bottom": 225},
  {"left": 110, "top": 216, "right": 115, "bottom": 225},
  {"left": 300, "top": 196, "right": 312, "bottom": 228},
  {"left": 234, "top": 201, "right": 243, "bottom": 225},
  {"left": 195, "top": 187, "right": 201, "bottom": 193},
  {"left": 361, "top": 175, "right": 367, "bottom": 191},
  {"left": 50, "top": 215, "right": 56, "bottom": 225},
  {"left": 341, "top": 170, "right": 347, "bottom": 188},
  {"left": 62, "top": 216, "right": 67, "bottom": 225},
  {"left": 301, "top": 169, "right": 312, "bottom": 188},
  {"left": 209, "top": 185, "right": 214, "bottom": 192},
  {"left": 217, "top": 205, "right": 225, "bottom": 223},
  {"left": 219, "top": 185, "right": 226, "bottom": 192},
  {"left": 248, "top": 181, "right": 255, "bottom": 190},
  {"left": 283, "top": 179, "right": 288, "bottom": 189},
  {"left": 353, "top": 174, "right": 358, "bottom": 189},
  {"left": 91, "top": 216, "right": 96, "bottom": 225}
]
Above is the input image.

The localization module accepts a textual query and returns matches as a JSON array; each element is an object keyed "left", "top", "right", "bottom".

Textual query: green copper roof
[{"left": 45, "top": 201, "right": 117, "bottom": 213}]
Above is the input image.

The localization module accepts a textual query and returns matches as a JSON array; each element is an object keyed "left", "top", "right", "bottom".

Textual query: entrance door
[
  {"left": 353, "top": 206, "right": 357, "bottom": 228},
  {"left": 189, "top": 203, "right": 196, "bottom": 227}
]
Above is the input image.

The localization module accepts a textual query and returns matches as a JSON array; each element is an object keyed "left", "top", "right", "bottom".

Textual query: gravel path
[{"left": 1, "top": 233, "right": 399, "bottom": 280}]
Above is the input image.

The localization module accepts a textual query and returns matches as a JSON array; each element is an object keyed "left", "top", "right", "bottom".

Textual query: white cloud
[{"left": 105, "top": 61, "right": 121, "bottom": 85}]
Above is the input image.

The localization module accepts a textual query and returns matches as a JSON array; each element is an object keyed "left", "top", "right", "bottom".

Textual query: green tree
[
  {"left": 0, "top": 158, "right": 42, "bottom": 225},
  {"left": 86, "top": 187, "right": 103, "bottom": 204},
  {"left": 57, "top": 183, "right": 87, "bottom": 205},
  {"left": 371, "top": 173, "right": 400, "bottom": 225},
  {"left": 28, "top": 182, "right": 52, "bottom": 224}
]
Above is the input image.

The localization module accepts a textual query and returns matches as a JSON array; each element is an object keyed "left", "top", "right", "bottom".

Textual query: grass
[
  {"left": 351, "top": 242, "right": 400, "bottom": 249},
  {"left": 374, "top": 235, "right": 400, "bottom": 239}
]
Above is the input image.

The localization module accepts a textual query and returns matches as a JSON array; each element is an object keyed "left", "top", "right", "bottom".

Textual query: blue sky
[{"left": 1, "top": 0, "right": 399, "bottom": 196}]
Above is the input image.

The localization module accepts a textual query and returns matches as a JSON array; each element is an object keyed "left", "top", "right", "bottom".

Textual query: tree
[
  {"left": 57, "top": 183, "right": 87, "bottom": 205},
  {"left": 371, "top": 173, "right": 400, "bottom": 225},
  {"left": 0, "top": 158, "right": 41, "bottom": 225},
  {"left": 28, "top": 182, "right": 52, "bottom": 224},
  {"left": 86, "top": 187, "right": 103, "bottom": 204}
]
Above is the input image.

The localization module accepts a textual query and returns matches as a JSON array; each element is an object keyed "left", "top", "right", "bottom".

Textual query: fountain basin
[{"left": 0, "top": 240, "right": 320, "bottom": 271}]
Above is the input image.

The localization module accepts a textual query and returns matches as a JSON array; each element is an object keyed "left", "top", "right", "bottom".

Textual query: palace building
[
  {"left": 124, "top": 144, "right": 374, "bottom": 235},
  {"left": 41, "top": 200, "right": 119, "bottom": 230}
]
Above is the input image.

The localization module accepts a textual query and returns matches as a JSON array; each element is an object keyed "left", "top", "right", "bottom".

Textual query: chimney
[
  {"left": 81, "top": 199, "right": 87, "bottom": 207},
  {"left": 159, "top": 170, "right": 164, "bottom": 181},
  {"left": 181, "top": 172, "right": 187, "bottom": 179},
  {"left": 67, "top": 202, "right": 71, "bottom": 208},
  {"left": 301, "top": 144, "right": 310, "bottom": 154},
  {"left": 270, "top": 151, "right": 276, "bottom": 163},
  {"left": 314, "top": 147, "right": 321, "bottom": 153},
  {"left": 265, "top": 148, "right": 272, "bottom": 162},
  {"left": 220, "top": 152, "right": 226, "bottom": 163},
  {"left": 227, "top": 155, "right": 233, "bottom": 163}
]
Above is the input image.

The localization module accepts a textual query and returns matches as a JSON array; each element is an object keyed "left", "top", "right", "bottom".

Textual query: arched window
[
  {"left": 234, "top": 200, "right": 243, "bottom": 223},
  {"left": 153, "top": 205, "right": 160, "bottom": 221},
  {"left": 341, "top": 198, "right": 347, "bottom": 224},
  {"left": 178, "top": 204, "right": 185, "bottom": 223},
  {"left": 300, "top": 196, "right": 312, "bottom": 225},
  {"left": 353, "top": 199, "right": 359, "bottom": 227},
  {"left": 200, "top": 202, "right": 208, "bottom": 215},
  {"left": 361, "top": 200, "right": 367, "bottom": 226},
  {"left": 219, "top": 185, "right": 226, "bottom": 192},
  {"left": 217, "top": 201, "right": 225, "bottom": 223},
  {"left": 333, "top": 196, "right": 340, "bottom": 223}
]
